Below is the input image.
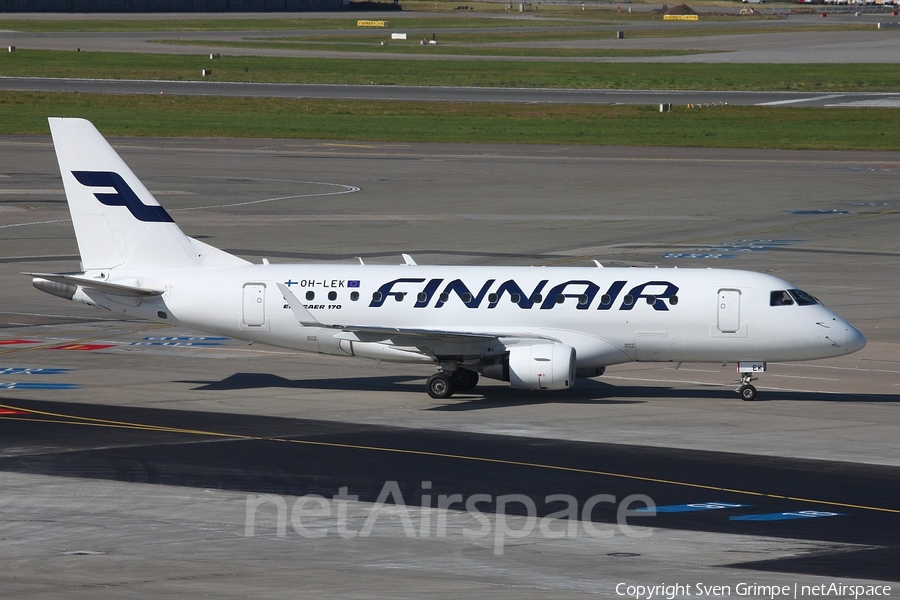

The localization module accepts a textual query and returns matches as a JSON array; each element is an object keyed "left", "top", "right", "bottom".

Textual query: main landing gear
[{"left": 426, "top": 368, "right": 479, "bottom": 399}]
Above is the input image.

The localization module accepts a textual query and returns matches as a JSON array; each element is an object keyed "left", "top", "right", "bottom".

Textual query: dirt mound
[{"left": 665, "top": 4, "right": 698, "bottom": 15}]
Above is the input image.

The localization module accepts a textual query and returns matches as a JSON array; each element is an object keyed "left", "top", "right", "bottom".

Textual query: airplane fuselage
[{"left": 71, "top": 264, "right": 865, "bottom": 368}]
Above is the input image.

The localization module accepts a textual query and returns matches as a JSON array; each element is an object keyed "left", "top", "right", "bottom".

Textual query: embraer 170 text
[{"left": 28, "top": 118, "right": 867, "bottom": 401}]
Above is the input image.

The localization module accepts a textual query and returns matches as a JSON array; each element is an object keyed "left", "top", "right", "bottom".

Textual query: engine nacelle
[{"left": 482, "top": 344, "right": 576, "bottom": 391}]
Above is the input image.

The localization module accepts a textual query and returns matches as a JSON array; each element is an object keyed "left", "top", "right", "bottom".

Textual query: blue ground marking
[
  {"left": 665, "top": 239, "right": 804, "bottom": 260},
  {"left": 142, "top": 336, "right": 229, "bottom": 341},
  {"left": 730, "top": 510, "right": 844, "bottom": 522},
  {"left": 131, "top": 342, "right": 224, "bottom": 347},
  {"left": 0, "top": 382, "right": 82, "bottom": 390},
  {"left": 663, "top": 253, "right": 738, "bottom": 259},
  {"left": 784, "top": 209, "right": 856, "bottom": 215},
  {"left": 0, "top": 367, "right": 73, "bottom": 376},
  {"left": 638, "top": 502, "right": 749, "bottom": 513}
]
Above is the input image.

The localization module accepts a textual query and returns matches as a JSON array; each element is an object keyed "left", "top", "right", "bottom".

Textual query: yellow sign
[
  {"left": 663, "top": 14, "right": 698, "bottom": 20},
  {"left": 357, "top": 20, "right": 389, "bottom": 27}
]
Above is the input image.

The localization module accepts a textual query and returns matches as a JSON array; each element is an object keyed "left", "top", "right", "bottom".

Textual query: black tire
[
  {"left": 451, "top": 369, "right": 479, "bottom": 391},
  {"left": 427, "top": 373, "right": 455, "bottom": 399},
  {"left": 739, "top": 384, "right": 757, "bottom": 401}
]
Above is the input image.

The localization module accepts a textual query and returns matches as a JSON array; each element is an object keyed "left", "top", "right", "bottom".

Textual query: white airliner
[{"left": 28, "top": 118, "right": 866, "bottom": 401}]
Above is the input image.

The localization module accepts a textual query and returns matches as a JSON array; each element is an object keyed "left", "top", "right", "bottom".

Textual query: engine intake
[{"left": 482, "top": 344, "right": 576, "bottom": 391}]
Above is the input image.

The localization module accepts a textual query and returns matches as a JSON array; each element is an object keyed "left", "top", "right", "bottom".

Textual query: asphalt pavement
[{"left": 4, "top": 76, "right": 900, "bottom": 107}]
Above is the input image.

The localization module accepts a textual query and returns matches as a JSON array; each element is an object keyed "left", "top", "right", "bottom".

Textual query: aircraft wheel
[
  {"left": 451, "top": 369, "right": 479, "bottom": 391},
  {"left": 739, "top": 384, "right": 757, "bottom": 401},
  {"left": 427, "top": 373, "right": 455, "bottom": 399}
]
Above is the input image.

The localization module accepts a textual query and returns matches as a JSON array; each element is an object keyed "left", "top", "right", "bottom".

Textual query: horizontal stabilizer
[{"left": 25, "top": 272, "right": 164, "bottom": 297}]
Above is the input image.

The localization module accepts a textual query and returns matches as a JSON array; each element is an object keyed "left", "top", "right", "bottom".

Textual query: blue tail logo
[{"left": 72, "top": 171, "right": 174, "bottom": 223}]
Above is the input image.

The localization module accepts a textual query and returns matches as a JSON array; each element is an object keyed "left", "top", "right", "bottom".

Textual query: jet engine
[{"left": 481, "top": 344, "right": 576, "bottom": 391}]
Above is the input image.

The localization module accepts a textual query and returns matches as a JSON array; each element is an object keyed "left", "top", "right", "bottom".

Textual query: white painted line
[
  {"left": 769, "top": 374, "right": 840, "bottom": 382},
  {"left": 604, "top": 375, "right": 728, "bottom": 387},
  {"left": 756, "top": 94, "right": 845, "bottom": 106},
  {"left": 0, "top": 189, "right": 64, "bottom": 194},
  {"left": 604, "top": 376, "right": 845, "bottom": 396},
  {"left": 825, "top": 99, "right": 900, "bottom": 108},
  {"left": 785, "top": 363, "right": 900, "bottom": 374},
  {"left": 0, "top": 219, "right": 70, "bottom": 230},
  {"left": 0, "top": 311, "right": 129, "bottom": 322}
]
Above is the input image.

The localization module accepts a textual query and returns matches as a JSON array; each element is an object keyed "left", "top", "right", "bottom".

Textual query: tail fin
[{"left": 49, "top": 117, "right": 248, "bottom": 271}]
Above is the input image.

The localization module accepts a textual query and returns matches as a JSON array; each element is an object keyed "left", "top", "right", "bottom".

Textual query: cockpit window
[
  {"left": 788, "top": 289, "right": 818, "bottom": 306},
  {"left": 770, "top": 291, "right": 794, "bottom": 306}
]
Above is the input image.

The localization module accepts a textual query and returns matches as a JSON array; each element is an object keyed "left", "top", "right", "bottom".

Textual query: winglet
[
  {"left": 401, "top": 254, "right": 417, "bottom": 266},
  {"left": 276, "top": 283, "right": 321, "bottom": 327}
]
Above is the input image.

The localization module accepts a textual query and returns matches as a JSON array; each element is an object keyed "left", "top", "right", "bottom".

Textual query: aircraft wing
[{"left": 276, "top": 283, "right": 554, "bottom": 346}]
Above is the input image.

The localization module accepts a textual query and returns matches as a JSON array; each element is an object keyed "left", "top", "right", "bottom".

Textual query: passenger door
[
  {"left": 717, "top": 289, "right": 741, "bottom": 333},
  {"left": 242, "top": 283, "right": 266, "bottom": 327}
]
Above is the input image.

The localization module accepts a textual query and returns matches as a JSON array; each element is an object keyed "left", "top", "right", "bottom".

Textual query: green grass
[
  {"left": 0, "top": 15, "right": 613, "bottom": 33},
  {"left": 255, "top": 24, "right": 847, "bottom": 46},
  {"left": 160, "top": 39, "right": 708, "bottom": 58},
  {"left": 0, "top": 10, "right": 780, "bottom": 32},
  {"left": 2, "top": 91, "right": 898, "bottom": 150},
  {"left": 5, "top": 50, "right": 900, "bottom": 92}
]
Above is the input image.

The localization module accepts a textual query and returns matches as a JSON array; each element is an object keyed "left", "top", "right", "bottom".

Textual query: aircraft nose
[{"left": 841, "top": 322, "right": 867, "bottom": 354}]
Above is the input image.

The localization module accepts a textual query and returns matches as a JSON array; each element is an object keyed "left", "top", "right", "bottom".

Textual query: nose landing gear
[
  {"left": 735, "top": 361, "right": 764, "bottom": 401},
  {"left": 738, "top": 378, "right": 757, "bottom": 401}
]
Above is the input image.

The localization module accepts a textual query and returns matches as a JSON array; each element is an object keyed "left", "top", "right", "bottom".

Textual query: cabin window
[
  {"left": 645, "top": 295, "right": 656, "bottom": 305},
  {"left": 328, "top": 291, "right": 337, "bottom": 301},
  {"left": 788, "top": 289, "right": 819, "bottom": 306},
  {"left": 669, "top": 295, "right": 678, "bottom": 306},
  {"left": 600, "top": 294, "right": 611, "bottom": 306},
  {"left": 417, "top": 292, "right": 428, "bottom": 303},
  {"left": 622, "top": 294, "right": 634, "bottom": 306},
  {"left": 350, "top": 291, "right": 359, "bottom": 302},
  {"left": 533, "top": 294, "right": 543, "bottom": 303},
  {"left": 510, "top": 293, "right": 521, "bottom": 304},
  {"left": 439, "top": 292, "right": 449, "bottom": 303},
  {"left": 461, "top": 293, "right": 473, "bottom": 303},
  {"left": 770, "top": 290, "right": 794, "bottom": 306},
  {"left": 372, "top": 291, "right": 383, "bottom": 303},
  {"left": 488, "top": 293, "right": 498, "bottom": 303},
  {"left": 305, "top": 291, "right": 315, "bottom": 301},
  {"left": 395, "top": 292, "right": 405, "bottom": 302},
  {"left": 578, "top": 294, "right": 589, "bottom": 306}
]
